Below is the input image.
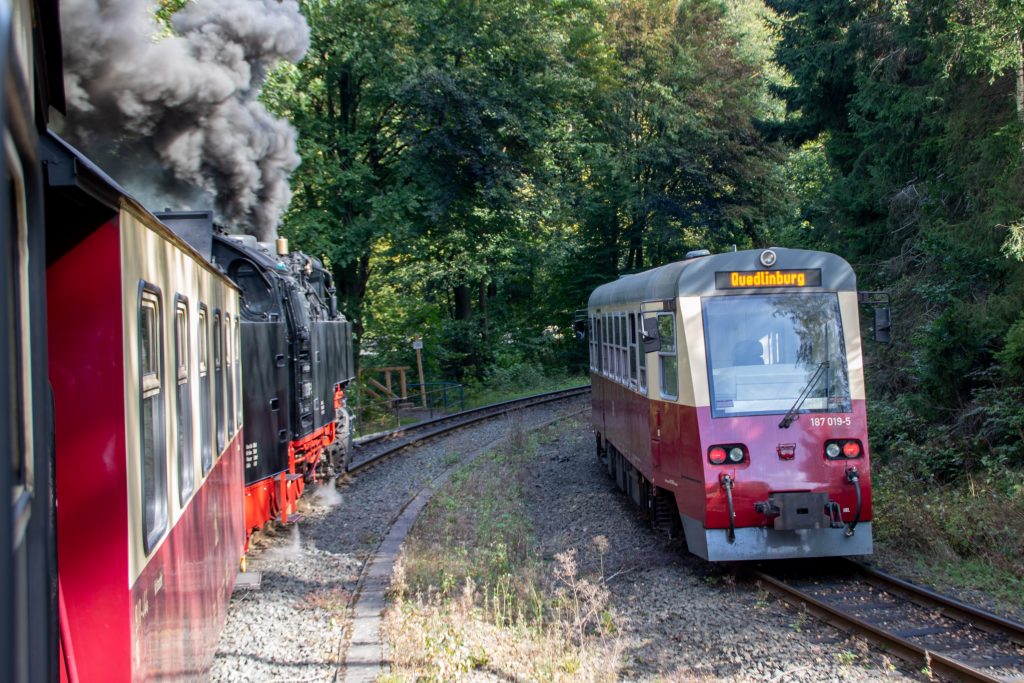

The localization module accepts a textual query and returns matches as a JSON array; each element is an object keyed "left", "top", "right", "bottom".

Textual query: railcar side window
[
  {"left": 602, "top": 314, "right": 610, "bottom": 376},
  {"left": 657, "top": 313, "right": 678, "bottom": 400},
  {"left": 198, "top": 305, "right": 212, "bottom": 475},
  {"left": 619, "top": 315, "right": 628, "bottom": 383},
  {"left": 637, "top": 313, "right": 648, "bottom": 393},
  {"left": 214, "top": 311, "right": 225, "bottom": 454},
  {"left": 139, "top": 286, "right": 168, "bottom": 553},
  {"left": 175, "top": 298, "right": 194, "bottom": 505},
  {"left": 628, "top": 314, "right": 638, "bottom": 386}
]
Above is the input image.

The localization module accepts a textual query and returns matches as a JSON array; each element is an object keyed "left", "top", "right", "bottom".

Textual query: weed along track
[{"left": 209, "top": 391, "right": 589, "bottom": 682}]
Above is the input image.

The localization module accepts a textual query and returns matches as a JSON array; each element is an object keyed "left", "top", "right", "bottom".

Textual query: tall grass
[{"left": 382, "top": 418, "right": 622, "bottom": 682}]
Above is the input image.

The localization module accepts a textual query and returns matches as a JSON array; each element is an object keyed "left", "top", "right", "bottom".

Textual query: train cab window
[
  {"left": 175, "top": 298, "right": 194, "bottom": 505},
  {"left": 214, "top": 311, "right": 225, "bottom": 454},
  {"left": 230, "top": 260, "right": 275, "bottom": 317},
  {"left": 657, "top": 313, "right": 678, "bottom": 400},
  {"left": 234, "top": 317, "right": 243, "bottom": 427},
  {"left": 226, "top": 313, "right": 235, "bottom": 436},
  {"left": 139, "top": 286, "right": 168, "bottom": 552},
  {"left": 628, "top": 314, "right": 638, "bottom": 387},
  {"left": 702, "top": 293, "right": 852, "bottom": 417},
  {"left": 198, "top": 305, "right": 213, "bottom": 475}
]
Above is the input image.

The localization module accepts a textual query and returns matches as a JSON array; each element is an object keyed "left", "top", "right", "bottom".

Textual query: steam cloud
[{"left": 60, "top": 0, "right": 310, "bottom": 240}]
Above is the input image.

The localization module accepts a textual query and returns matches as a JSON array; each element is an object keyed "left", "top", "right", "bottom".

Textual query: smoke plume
[{"left": 60, "top": 0, "right": 310, "bottom": 240}]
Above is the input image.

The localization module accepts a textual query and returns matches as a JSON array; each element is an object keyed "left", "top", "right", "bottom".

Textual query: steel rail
[
  {"left": 347, "top": 386, "right": 590, "bottom": 473},
  {"left": 745, "top": 561, "right": 1024, "bottom": 683}
]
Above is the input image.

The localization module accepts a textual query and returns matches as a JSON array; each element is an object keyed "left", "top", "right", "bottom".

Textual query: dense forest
[{"left": 263, "top": 0, "right": 1024, "bottom": 491}]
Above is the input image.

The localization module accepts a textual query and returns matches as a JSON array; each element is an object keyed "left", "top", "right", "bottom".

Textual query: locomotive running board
[{"left": 681, "top": 515, "right": 873, "bottom": 561}]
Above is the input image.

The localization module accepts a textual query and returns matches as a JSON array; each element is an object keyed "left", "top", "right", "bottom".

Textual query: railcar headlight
[
  {"left": 708, "top": 444, "right": 746, "bottom": 465},
  {"left": 824, "top": 439, "right": 863, "bottom": 459},
  {"left": 826, "top": 442, "right": 842, "bottom": 459},
  {"left": 759, "top": 249, "right": 778, "bottom": 267}
]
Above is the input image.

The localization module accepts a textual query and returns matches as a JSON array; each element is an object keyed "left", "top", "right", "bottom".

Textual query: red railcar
[
  {"left": 588, "top": 248, "right": 876, "bottom": 561},
  {"left": 44, "top": 134, "right": 245, "bottom": 681}
]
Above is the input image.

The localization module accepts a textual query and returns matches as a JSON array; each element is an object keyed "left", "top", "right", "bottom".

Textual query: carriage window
[
  {"left": 602, "top": 314, "right": 610, "bottom": 376},
  {"left": 198, "top": 305, "right": 212, "bottom": 475},
  {"left": 589, "top": 317, "right": 597, "bottom": 372},
  {"left": 235, "top": 317, "right": 243, "bottom": 427},
  {"left": 140, "top": 287, "right": 167, "bottom": 553},
  {"left": 214, "top": 311, "right": 225, "bottom": 454},
  {"left": 702, "top": 293, "right": 851, "bottom": 418},
  {"left": 619, "top": 314, "right": 628, "bottom": 385},
  {"left": 7, "top": 138, "right": 30, "bottom": 506},
  {"left": 657, "top": 313, "right": 678, "bottom": 400},
  {"left": 175, "top": 299, "right": 194, "bottom": 505},
  {"left": 226, "top": 313, "right": 235, "bottom": 436}
]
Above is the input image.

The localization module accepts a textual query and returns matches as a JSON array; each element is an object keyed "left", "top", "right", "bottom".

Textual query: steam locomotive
[{"left": 2, "top": 1, "right": 354, "bottom": 679}]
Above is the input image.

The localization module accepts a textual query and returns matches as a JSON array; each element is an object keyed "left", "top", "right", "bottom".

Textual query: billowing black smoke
[{"left": 60, "top": 0, "right": 309, "bottom": 240}]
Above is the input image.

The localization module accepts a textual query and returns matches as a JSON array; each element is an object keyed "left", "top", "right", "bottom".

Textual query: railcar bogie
[{"left": 589, "top": 248, "right": 877, "bottom": 562}]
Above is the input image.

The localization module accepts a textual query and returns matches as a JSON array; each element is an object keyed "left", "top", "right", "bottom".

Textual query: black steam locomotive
[{"left": 159, "top": 212, "right": 355, "bottom": 535}]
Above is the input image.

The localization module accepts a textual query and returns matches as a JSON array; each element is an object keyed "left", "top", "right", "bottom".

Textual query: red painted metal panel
[
  {"left": 48, "top": 222, "right": 132, "bottom": 682},
  {"left": 592, "top": 372, "right": 873, "bottom": 534},
  {"left": 130, "top": 431, "right": 244, "bottom": 681}
]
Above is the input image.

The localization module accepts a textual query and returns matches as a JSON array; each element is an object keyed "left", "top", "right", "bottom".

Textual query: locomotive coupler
[
  {"left": 753, "top": 500, "right": 780, "bottom": 517},
  {"left": 720, "top": 474, "right": 736, "bottom": 543},
  {"left": 845, "top": 467, "right": 862, "bottom": 537}
]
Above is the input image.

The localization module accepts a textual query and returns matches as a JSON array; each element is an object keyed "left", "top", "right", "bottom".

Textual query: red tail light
[
  {"left": 824, "top": 439, "right": 863, "bottom": 460},
  {"left": 842, "top": 441, "right": 861, "bottom": 457},
  {"left": 709, "top": 447, "right": 727, "bottom": 464}
]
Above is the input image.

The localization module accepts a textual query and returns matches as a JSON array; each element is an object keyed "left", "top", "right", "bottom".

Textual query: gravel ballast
[{"left": 213, "top": 399, "right": 937, "bottom": 681}]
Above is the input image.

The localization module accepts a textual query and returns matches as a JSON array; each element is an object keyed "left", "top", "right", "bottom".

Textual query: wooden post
[{"left": 413, "top": 339, "right": 426, "bottom": 408}]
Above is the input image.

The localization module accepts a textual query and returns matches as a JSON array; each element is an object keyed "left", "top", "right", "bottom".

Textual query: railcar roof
[{"left": 588, "top": 248, "right": 856, "bottom": 309}]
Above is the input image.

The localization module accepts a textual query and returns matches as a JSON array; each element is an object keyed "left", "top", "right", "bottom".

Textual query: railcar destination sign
[{"left": 715, "top": 269, "right": 822, "bottom": 290}]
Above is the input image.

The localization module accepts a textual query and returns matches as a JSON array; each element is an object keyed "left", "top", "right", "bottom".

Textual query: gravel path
[
  {"left": 209, "top": 397, "right": 589, "bottom": 682},
  {"left": 525, "top": 415, "right": 928, "bottom": 683}
]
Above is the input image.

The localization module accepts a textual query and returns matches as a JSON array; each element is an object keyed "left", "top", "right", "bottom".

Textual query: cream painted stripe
[
  {"left": 121, "top": 200, "right": 242, "bottom": 585},
  {"left": 838, "top": 291, "right": 866, "bottom": 401},
  {"left": 680, "top": 296, "right": 709, "bottom": 408}
]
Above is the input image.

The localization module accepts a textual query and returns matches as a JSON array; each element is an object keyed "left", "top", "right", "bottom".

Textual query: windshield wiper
[{"left": 779, "top": 361, "right": 829, "bottom": 429}]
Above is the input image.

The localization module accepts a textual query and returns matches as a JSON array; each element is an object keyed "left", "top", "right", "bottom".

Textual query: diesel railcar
[{"left": 589, "top": 248, "right": 876, "bottom": 561}]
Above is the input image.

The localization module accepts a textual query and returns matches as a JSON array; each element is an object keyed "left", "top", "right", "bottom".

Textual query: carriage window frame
[
  {"left": 213, "top": 309, "right": 225, "bottom": 455},
  {"left": 139, "top": 283, "right": 168, "bottom": 555},
  {"left": 225, "top": 312, "right": 235, "bottom": 436},
  {"left": 174, "top": 296, "right": 194, "bottom": 506},
  {"left": 234, "top": 317, "right": 243, "bottom": 427},
  {"left": 198, "top": 304, "right": 213, "bottom": 475},
  {"left": 657, "top": 312, "right": 678, "bottom": 400}
]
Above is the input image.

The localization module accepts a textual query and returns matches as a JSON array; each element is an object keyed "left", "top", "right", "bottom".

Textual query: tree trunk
[{"left": 454, "top": 284, "right": 473, "bottom": 321}]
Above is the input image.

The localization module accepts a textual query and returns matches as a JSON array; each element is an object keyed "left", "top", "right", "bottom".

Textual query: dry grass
[{"left": 381, "top": 420, "right": 624, "bottom": 681}]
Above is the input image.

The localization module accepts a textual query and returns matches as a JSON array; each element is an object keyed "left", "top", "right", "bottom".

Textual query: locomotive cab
[{"left": 589, "top": 248, "right": 875, "bottom": 561}]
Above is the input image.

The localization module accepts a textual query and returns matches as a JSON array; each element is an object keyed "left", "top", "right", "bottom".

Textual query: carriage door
[
  {"left": 2, "top": 6, "right": 53, "bottom": 680},
  {"left": 642, "top": 301, "right": 666, "bottom": 474}
]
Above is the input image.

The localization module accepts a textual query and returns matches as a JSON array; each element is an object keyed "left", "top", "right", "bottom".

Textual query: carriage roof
[{"left": 587, "top": 247, "right": 856, "bottom": 309}]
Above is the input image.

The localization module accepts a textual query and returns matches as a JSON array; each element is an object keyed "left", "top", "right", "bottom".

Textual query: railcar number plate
[{"left": 809, "top": 416, "right": 852, "bottom": 427}]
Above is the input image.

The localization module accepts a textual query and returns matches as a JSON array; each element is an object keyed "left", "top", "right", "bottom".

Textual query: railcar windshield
[{"left": 702, "top": 293, "right": 851, "bottom": 417}]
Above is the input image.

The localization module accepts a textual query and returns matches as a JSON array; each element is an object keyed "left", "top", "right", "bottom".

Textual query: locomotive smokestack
[{"left": 59, "top": 0, "right": 310, "bottom": 241}]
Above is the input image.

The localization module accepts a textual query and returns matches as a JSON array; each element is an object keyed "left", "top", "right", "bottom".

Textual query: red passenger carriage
[
  {"left": 589, "top": 248, "right": 877, "bottom": 561},
  {"left": 44, "top": 135, "right": 245, "bottom": 681}
]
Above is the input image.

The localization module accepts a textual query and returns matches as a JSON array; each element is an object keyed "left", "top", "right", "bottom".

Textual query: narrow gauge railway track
[
  {"left": 349, "top": 386, "right": 590, "bottom": 472},
  {"left": 744, "top": 559, "right": 1024, "bottom": 682}
]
